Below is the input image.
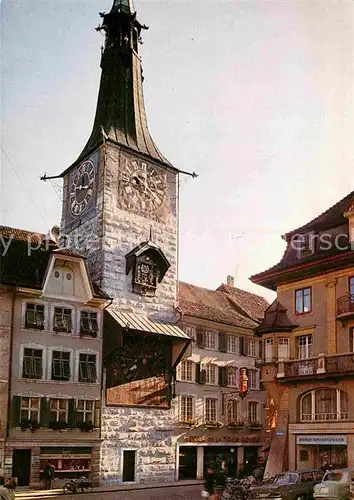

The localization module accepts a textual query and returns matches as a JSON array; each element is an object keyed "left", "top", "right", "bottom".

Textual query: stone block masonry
[{"left": 100, "top": 406, "right": 177, "bottom": 484}]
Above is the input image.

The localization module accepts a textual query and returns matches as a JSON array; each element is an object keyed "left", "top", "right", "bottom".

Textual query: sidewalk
[{"left": 14, "top": 479, "right": 203, "bottom": 499}]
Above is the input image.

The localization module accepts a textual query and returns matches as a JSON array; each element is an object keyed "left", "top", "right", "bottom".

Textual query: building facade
[
  {"left": 0, "top": 226, "right": 110, "bottom": 488},
  {"left": 251, "top": 191, "right": 354, "bottom": 477},
  {"left": 59, "top": 0, "right": 190, "bottom": 484},
  {"left": 175, "top": 280, "right": 268, "bottom": 480}
]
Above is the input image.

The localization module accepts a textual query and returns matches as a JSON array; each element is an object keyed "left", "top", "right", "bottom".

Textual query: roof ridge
[{"left": 0, "top": 224, "right": 46, "bottom": 238}]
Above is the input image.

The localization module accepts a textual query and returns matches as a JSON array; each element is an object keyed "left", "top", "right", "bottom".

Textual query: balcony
[
  {"left": 277, "top": 352, "right": 354, "bottom": 382},
  {"left": 337, "top": 294, "right": 354, "bottom": 320}
]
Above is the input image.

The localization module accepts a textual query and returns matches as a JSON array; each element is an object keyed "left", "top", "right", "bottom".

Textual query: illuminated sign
[
  {"left": 239, "top": 367, "right": 248, "bottom": 399},
  {"left": 297, "top": 435, "right": 347, "bottom": 445}
]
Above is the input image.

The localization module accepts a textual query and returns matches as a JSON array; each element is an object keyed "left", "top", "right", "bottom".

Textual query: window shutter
[
  {"left": 196, "top": 327, "right": 205, "bottom": 348},
  {"left": 68, "top": 398, "right": 77, "bottom": 428},
  {"left": 94, "top": 400, "right": 101, "bottom": 428},
  {"left": 195, "top": 362, "right": 201, "bottom": 383},
  {"left": 239, "top": 337, "right": 245, "bottom": 355},
  {"left": 200, "top": 368, "right": 206, "bottom": 384},
  {"left": 176, "top": 363, "right": 182, "bottom": 381},
  {"left": 219, "top": 366, "right": 227, "bottom": 387},
  {"left": 258, "top": 339, "right": 263, "bottom": 360},
  {"left": 218, "top": 332, "right": 227, "bottom": 353},
  {"left": 13, "top": 396, "right": 21, "bottom": 426},
  {"left": 221, "top": 394, "right": 225, "bottom": 416},
  {"left": 350, "top": 328, "right": 354, "bottom": 353},
  {"left": 256, "top": 370, "right": 260, "bottom": 390},
  {"left": 40, "top": 397, "right": 49, "bottom": 427}
]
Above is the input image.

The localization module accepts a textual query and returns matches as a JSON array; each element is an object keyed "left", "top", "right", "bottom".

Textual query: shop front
[
  {"left": 296, "top": 435, "right": 348, "bottom": 470},
  {"left": 177, "top": 430, "right": 263, "bottom": 480}
]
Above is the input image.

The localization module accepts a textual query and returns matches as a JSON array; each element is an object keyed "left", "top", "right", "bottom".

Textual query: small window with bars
[
  {"left": 180, "top": 396, "right": 194, "bottom": 421},
  {"left": 51, "top": 350, "right": 71, "bottom": 381},
  {"left": 53, "top": 307, "right": 72, "bottom": 333},
  {"left": 20, "top": 397, "right": 40, "bottom": 422},
  {"left": 22, "top": 348, "right": 43, "bottom": 379},
  {"left": 25, "top": 303, "right": 45, "bottom": 330},
  {"left": 80, "top": 311, "right": 99, "bottom": 337},
  {"left": 79, "top": 354, "right": 97, "bottom": 383},
  {"left": 76, "top": 399, "right": 94, "bottom": 423},
  {"left": 50, "top": 398, "right": 68, "bottom": 422}
]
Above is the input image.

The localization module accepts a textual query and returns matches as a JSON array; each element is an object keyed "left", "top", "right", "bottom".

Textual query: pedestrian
[
  {"left": 0, "top": 477, "right": 13, "bottom": 500},
  {"left": 43, "top": 461, "right": 55, "bottom": 490},
  {"left": 203, "top": 465, "right": 216, "bottom": 498}
]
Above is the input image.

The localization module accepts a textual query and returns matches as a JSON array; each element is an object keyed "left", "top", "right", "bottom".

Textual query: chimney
[{"left": 226, "top": 275, "right": 234, "bottom": 287}]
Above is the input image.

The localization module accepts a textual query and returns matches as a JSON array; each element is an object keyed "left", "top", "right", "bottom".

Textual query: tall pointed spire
[{"left": 75, "top": 0, "right": 173, "bottom": 169}]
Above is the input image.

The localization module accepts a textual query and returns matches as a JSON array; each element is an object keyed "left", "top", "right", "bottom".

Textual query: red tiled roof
[
  {"left": 216, "top": 283, "right": 269, "bottom": 322},
  {"left": 52, "top": 248, "right": 86, "bottom": 259},
  {"left": 284, "top": 190, "right": 354, "bottom": 240},
  {"left": 0, "top": 225, "right": 45, "bottom": 243},
  {"left": 178, "top": 282, "right": 258, "bottom": 329}
]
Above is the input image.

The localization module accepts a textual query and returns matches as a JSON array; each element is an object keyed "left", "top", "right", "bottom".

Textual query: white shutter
[
  {"left": 176, "top": 363, "right": 182, "bottom": 381},
  {"left": 256, "top": 369, "right": 260, "bottom": 390}
]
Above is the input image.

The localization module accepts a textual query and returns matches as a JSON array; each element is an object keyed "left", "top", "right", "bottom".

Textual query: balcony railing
[
  {"left": 277, "top": 352, "right": 354, "bottom": 380},
  {"left": 337, "top": 294, "right": 354, "bottom": 318},
  {"left": 301, "top": 412, "right": 349, "bottom": 422}
]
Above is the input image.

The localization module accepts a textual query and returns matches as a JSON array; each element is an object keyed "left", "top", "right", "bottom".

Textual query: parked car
[
  {"left": 249, "top": 469, "right": 324, "bottom": 500},
  {"left": 313, "top": 469, "right": 354, "bottom": 500}
]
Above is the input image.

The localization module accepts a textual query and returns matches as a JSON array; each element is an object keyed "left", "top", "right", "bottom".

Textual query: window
[
  {"left": 295, "top": 287, "right": 312, "bottom": 314},
  {"left": 180, "top": 396, "right": 194, "bottom": 421},
  {"left": 297, "top": 335, "right": 312, "bottom": 359},
  {"left": 227, "top": 335, "right": 239, "bottom": 354},
  {"left": 205, "top": 364, "right": 217, "bottom": 385},
  {"left": 248, "top": 369, "right": 259, "bottom": 390},
  {"left": 50, "top": 398, "right": 68, "bottom": 422},
  {"left": 20, "top": 397, "right": 40, "bottom": 422},
  {"left": 246, "top": 339, "right": 258, "bottom": 357},
  {"left": 79, "top": 354, "right": 97, "bottom": 383},
  {"left": 350, "top": 277, "right": 354, "bottom": 299},
  {"left": 76, "top": 399, "right": 94, "bottom": 423},
  {"left": 183, "top": 325, "right": 195, "bottom": 338},
  {"left": 205, "top": 398, "right": 217, "bottom": 421},
  {"left": 227, "top": 367, "right": 237, "bottom": 387},
  {"left": 52, "top": 351, "right": 71, "bottom": 381},
  {"left": 180, "top": 360, "right": 194, "bottom": 382},
  {"left": 80, "top": 311, "right": 99, "bottom": 337},
  {"left": 264, "top": 338, "right": 274, "bottom": 362},
  {"left": 300, "top": 389, "right": 349, "bottom": 422},
  {"left": 25, "top": 303, "right": 44, "bottom": 330},
  {"left": 53, "top": 307, "right": 72, "bottom": 333},
  {"left": 227, "top": 400, "right": 238, "bottom": 422},
  {"left": 205, "top": 331, "right": 217, "bottom": 350},
  {"left": 278, "top": 338, "right": 289, "bottom": 361},
  {"left": 22, "top": 348, "right": 43, "bottom": 379},
  {"left": 248, "top": 401, "right": 259, "bottom": 424}
]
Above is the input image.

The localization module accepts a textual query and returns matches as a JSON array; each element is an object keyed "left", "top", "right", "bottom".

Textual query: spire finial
[{"left": 112, "top": 0, "right": 135, "bottom": 14}]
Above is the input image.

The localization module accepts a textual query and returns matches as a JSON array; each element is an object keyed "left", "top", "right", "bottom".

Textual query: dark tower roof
[{"left": 66, "top": 0, "right": 174, "bottom": 173}]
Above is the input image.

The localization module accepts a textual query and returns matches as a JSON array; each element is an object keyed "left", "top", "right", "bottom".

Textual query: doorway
[
  {"left": 178, "top": 447, "right": 197, "bottom": 480},
  {"left": 12, "top": 449, "right": 31, "bottom": 486},
  {"left": 244, "top": 447, "right": 259, "bottom": 476},
  {"left": 122, "top": 450, "right": 136, "bottom": 482}
]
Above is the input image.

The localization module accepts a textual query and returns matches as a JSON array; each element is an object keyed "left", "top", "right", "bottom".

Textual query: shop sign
[
  {"left": 297, "top": 435, "right": 347, "bottom": 446},
  {"left": 183, "top": 435, "right": 260, "bottom": 444}
]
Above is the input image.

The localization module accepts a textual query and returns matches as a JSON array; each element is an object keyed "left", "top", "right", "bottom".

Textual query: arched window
[{"left": 300, "top": 389, "right": 349, "bottom": 422}]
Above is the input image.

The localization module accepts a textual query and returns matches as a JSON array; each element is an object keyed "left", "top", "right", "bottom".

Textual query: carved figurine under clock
[
  {"left": 118, "top": 159, "right": 167, "bottom": 216},
  {"left": 69, "top": 159, "right": 96, "bottom": 216}
]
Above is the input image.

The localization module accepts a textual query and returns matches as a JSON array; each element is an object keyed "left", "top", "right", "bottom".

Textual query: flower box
[
  {"left": 179, "top": 419, "right": 198, "bottom": 427},
  {"left": 204, "top": 421, "right": 222, "bottom": 429},
  {"left": 227, "top": 421, "right": 245, "bottom": 429},
  {"left": 248, "top": 423, "right": 263, "bottom": 430},
  {"left": 77, "top": 421, "right": 94, "bottom": 432},
  {"left": 49, "top": 420, "right": 67, "bottom": 431},
  {"left": 19, "top": 419, "right": 40, "bottom": 432}
]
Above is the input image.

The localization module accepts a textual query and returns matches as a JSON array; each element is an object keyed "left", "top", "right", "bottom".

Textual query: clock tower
[{"left": 60, "top": 0, "right": 190, "bottom": 484}]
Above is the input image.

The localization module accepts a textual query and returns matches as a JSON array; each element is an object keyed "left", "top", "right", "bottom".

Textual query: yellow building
[{"left": 251, "top": 191, "right": 354, "bottom": 476}]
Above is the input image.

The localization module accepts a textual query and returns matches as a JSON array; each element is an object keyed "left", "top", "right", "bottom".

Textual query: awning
[
  {"left": 201, "top": 357, "right": 237, "bottom": 367},
  {"left": 107, "top": 310, "right": 190, "bottom": 340}
]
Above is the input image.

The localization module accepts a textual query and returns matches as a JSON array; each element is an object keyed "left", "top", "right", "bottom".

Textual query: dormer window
[
  {"left": 293, "top": 232, "right": 315, "bottom": 258},
  {"left": 25, "top": 303, "right": 45, "bottom": 330},
  {"left": 53, "top": 307, "right": 72, "bottom": 333},
  {"left": 80, "top": 311, "right": 98, "bottom": 337}
]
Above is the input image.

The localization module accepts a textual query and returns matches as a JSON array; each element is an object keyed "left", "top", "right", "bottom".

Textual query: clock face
[
  {"left": 69, "top": 160, "right": 96, "bottom": 216},
  {"left": 119, "top": 160, "right": 167, "bottom": 214}
]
